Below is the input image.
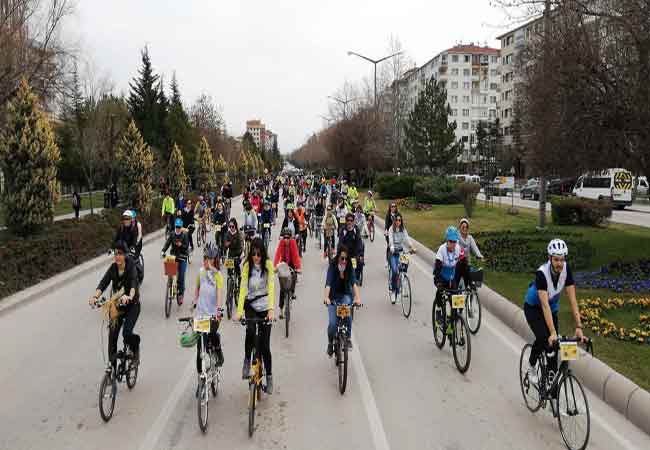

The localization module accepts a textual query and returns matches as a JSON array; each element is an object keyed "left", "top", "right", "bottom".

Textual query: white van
[
  {"left": 634, "top": 176, "right": 648, "bottom": 198},
  {"left": 452, "top": 174, "right": 480, "bottom": 184},
  {"left": 573, "top": 168, "right": 633, "bottom": 209}
]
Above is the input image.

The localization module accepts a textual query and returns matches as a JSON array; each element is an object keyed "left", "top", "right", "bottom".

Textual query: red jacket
[
  {"left": 251, "top": 195, "right": 261, "bottom": 214},
  {"left": 274, "top": 239, "right": 302, "bottom": 271}
]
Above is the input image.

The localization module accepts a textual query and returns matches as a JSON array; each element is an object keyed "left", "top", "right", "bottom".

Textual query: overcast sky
[{"left": 69, "top": 0, "right": 512, "bottom": 153}]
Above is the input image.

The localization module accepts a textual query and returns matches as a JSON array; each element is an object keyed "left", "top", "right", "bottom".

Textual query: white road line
[
  {"left": 409, "top": 253, "right": 641, "bottom": 450},
  {"left": 350, "top": 335, "right": 391, "bottom": 450},
  {"left": 138, "top": 357, "right": 195, "bottom": 450}
]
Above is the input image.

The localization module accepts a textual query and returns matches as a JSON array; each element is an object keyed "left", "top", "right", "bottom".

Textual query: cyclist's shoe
[
  {"left": 216, "top": 347, "right": 224, "bottom": 367},
  {"left": 327, "top": 343, "right": 334, "bottom": 357},
  {"left": 279, "top": 312, "right": 284, "bottom": 320},
  {"left": 242, "top": 358, "right": 251, "bottom": 379},
  {"left": 527, "top": 366, "right": 539, "bottom": 385},
  {"left": 390, "top": 292, "right": 396, "bottom": 305},
  {"left": 291, "top": 293, "right": 296, "bottom": 300},
  {"left": 346, "top": 340, "right": 353, "bottom": 350},
  {"left": 265, "top": 375, "right": 273, "bottom": 395}
]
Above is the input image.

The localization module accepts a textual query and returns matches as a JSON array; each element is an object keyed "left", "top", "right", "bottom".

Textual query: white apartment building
[
  {"left": 246, "top": 120, "right": 278, "bottom": 152},
  {"left": 396, "top": 44, "right": 501, "bottom": 164}
]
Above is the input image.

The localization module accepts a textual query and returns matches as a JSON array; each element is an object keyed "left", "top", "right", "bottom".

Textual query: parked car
[
  {"left": 520, "top": 182, "right": 540, "bottom": 200},
  {"left": 634, "top": 176, "right": 648, "bottom": 199},
  {"left": 573, "top": 168, "right": 633, "bottom": 209},
  {"left": 548, "top": 177, "right": 577, "bottom": 196}
]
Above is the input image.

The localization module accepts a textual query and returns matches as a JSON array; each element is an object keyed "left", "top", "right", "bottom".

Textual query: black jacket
[
  {"left": 181, "top": 208, "right": 195, "bottom": 228},
  {"left": 162, "top": 231, "right": 190, "bottom": 261},
  {"left": 338, "top": 225, "right": 363, "bottom": 258},
  {"left": 385, "top": 211, "right": 397, "bottom": 231},
  {"left": 97, "top": 258, "right": 140, "bottom": 303},
  {"left": 114, "top": 224, "right": 139, "bottom": 250}
]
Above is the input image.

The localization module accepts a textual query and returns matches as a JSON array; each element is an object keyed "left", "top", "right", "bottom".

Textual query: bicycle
[
  {"left": 197, "top": 217, "right": 207, "bottom": 248},
  {"left": 261, "top": 222, "right": 272, "bottom": 250},
  {"left": 313, "top": 216, "right": 323, "bottom": 249},
  {"left": 323, "top": 231, "right": 335, "bottom": 261},
  {"left": 277, "top": 263, "right": 296, "bottom": 338},
  {"left": 240, "top": 317, "right": 273, "bottom": 438},
  {"left": 242, "top": 225, "right": 256, "bottom": 258},
  {"left": 223, "top": 250, "right": 240, "bottom": 320},
  {"left": 366, "top": 212, "right": 375, "bottom": 242},
  {"left": 163, "top": 255, "right": 178, "bottom": 318},
  {"left": 388, "top": 251, "right": 413, "bottom": 318},
  {"left": 213, "top": 223, "right": 225, "bottom": 254},
  {"left": 92, "top": 292, "right": 139, "bottom": 422},
  {"left": 432, "top": 288, "right": 472, "bottom": 374},
  {"left": 465, "top": 267, "right": 483, "bottom": 334},
  {"left": 329, "top": 303, "right": 361, "bottom": 395},
  {"left": 519, "top": 337, "right": 593, "bottom": 450},
  {"left": 178, "top": 315, "right": 223, "bottom": 433}
]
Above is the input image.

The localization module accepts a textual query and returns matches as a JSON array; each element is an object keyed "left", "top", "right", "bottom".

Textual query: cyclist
[
  {"left": 281, "top": 206, "right": 299, "bottom": 238},
  {"left": 524, "top": 239, "right": 584, "bottom": 385},
  {"left": 348, "top": 183, "right": 358, "bottom": 204},
  {"left": 335, "top": 199, "right": 348, "bottom": 235},
  {"left": 270, "top": 187, "right": 280, "bottom": 222},
  {"left": 458, "top": 218, "right": 483, "bottom": 264},
  {"left": 363, "top": 191, "right": 376, "bottom": 224},
  {"left": 89, "top": 240, "right": 141, "bottom": 367},
  {"left": 193, "top": 243, "right": 225, "bottom": 372},
  {"left": 274, "top": 227, "right": 302, "bottom": 318},
  {"left": 388, "top": 213, "right": 416, "bottom": 303},
  {"left": 223, "top": 218, "right": 244, "bottom": 281},
  {"left": 161, "top": 218, "right": 190, "bottom": 305},
  {"left": 384, "top": 202, "right": 399, "bottom": 265},
  {"left": 242, "top": 200, "right": 258, "bottom": 233},
  {"left": 324, "top": 245, "right": 362, "bottom": 356},
  {"left": 181, "top": 199, "right": 196, "bottom": 253},
  {"left": 114, "top": 210, "right": 139, "bottom": 253},
  {"left": 162, "top": 191, "right": 176, "bottom": 234},
  {"left": 235, "top": 238, "right": 275, "bottom": 394},
  {"left": 212, "top": 201, "right": 228, "bottom": 250},
  {"left": 340, "top": 179, "right": 349, "bottom": 197},
  {"left": 130, "top": 210, "right": 144, "bottom": 257},
  {"left": 353, "top": 203, "right": 367, "bottom": 238},
  {"left": 195, "top": 196, "right": 209, "bottom": 233},
  {"left": 260, "top": 201, "right": 274, "bottom": 242},
  {"left": 322, "top": 204, "right": 338, "bottom": 259},
  {"left": 338, "top": 213, "right": 364, "bottom": 283},
  {"left": 251, "top": 190, "right": 262, "bottom": 216},
  {"left": 433, "top": 226, "right": 470, "bottom": 309},
  {"left": 295, "top": 202, "right": 308, "bottom": 253}
]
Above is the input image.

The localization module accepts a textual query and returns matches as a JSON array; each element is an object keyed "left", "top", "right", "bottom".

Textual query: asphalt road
[
  {"left": 477, "top": 193, "right": 650, "bottom": 228},
  {"left": 1, "top": 199, "right": 649, "bottom": 450}
]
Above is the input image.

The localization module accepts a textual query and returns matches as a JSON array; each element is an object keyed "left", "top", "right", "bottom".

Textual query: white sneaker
[{"left": 527, "top": 366, "right": 539, "bottom": 385}]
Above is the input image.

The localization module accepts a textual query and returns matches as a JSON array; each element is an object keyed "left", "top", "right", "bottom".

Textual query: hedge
[
  {"left": 0, "top": 199, "right": 164, "bottom": 299},
  {"left": 551, "top": 196, "right": 612, "bottom": 226},
  {"left": 414, "top": 177, "right": 459, "bottom": 205},
  {"left": 376, "top": 175, "right": 420, "bottom": 199}
]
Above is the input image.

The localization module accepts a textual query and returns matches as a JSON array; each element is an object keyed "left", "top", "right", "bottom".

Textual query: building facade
[{"left": 246, "top": 119, "right": 277, "bottom": 152}]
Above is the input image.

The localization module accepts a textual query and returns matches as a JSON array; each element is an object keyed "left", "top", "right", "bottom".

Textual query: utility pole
[{"left": 538, "top": 0, "right": 551, "bottom": 229}]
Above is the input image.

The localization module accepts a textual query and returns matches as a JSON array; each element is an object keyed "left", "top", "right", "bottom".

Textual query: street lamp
[
  {"left": 347, "top": 50, "right": 402, "bottom": 110},
  {"left": 327, "top": 95, "right": 359, "bottom": 120}
]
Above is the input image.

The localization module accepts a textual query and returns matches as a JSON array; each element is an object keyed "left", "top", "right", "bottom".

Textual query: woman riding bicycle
[
  {"left": 274, "top": 227, "right": 302, "bottom": 319},
  {"left": 458, "top": 218, "right": 483, "bottom": 265},
  {"left": 223, "top": 218, "right": 244, "bottom": 281},
  {"left": 89, "top": 240, "right": 141, "bottom": 368},
  {"left": 235, "top": 238, "right": 275, "bottom": 394},
  {"left": 433, "top": 226, "right": 470, "bottom": 306},
  {"left": 523, "top": 239, "right": 585, "bottom": 385},
  {"left": 161, "top": 218, "right": 190, "bottom": 305},
  {"left": 388, "top": 213, "right": 416, "bottom": 303},
  {"left": 324, "top": 245, "right": 362, "bottom": 356},
  {"left": 181, "top": 199, "right": 195, "bottom": 253},
  {"left": 281, "top": 207, "right": 299, "bottom": 238}
]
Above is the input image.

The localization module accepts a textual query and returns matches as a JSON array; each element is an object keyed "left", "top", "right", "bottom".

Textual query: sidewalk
[{"left": 0, "top": 206, "right": 105, "bottom": 231}]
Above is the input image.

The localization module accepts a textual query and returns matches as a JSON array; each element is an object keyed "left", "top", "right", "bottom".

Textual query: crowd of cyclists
[{"left": 88, "top": 170, "right": 590, "bottom": 447}]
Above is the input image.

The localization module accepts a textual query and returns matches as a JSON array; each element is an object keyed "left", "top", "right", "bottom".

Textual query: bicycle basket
[
  {"left": 179, "top": 330, "right": 198, "bottom": 348},
  {"left": 164, "top": 256, "right": 177, "bottom": 277},
  {"left": 470, "top": 268, "right": 484, "bottom": 287},
  {"left": 276, "top": 263, "right": 293, "bottom": 291}
]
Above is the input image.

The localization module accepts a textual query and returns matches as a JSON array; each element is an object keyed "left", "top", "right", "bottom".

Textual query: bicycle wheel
[
  {"left": 211, "top": 367, "right": 219, "bottom": 397},
  {"left": 451, "top": 315, "right": 471, "bottom": 374},
  {"left": 432, "top": 298, "right": 446, "bottom": 349},
  {"left": 226, "top": 278, "right": 233, "bottom": 320},
  {"left": 248, "top": 381, "right": 256, "bottom": 437},
  {"left": 126, "top": 359, "right": 138, "bottom": 390},
  {"left": 369, "top": 223, "right": 375, "bottom": 242},
  {"left": 401, "top": 273, "right": 412, "bottom": 318},
  {"left": 165, "top": 278, "right": 172, "bottom": 318},
  {"left": 557, "top": 373, "right": 591, "bottom": 450},
  {"left": 197, "top": 378, "right": 209, "bottom": 433},
  {"left": 284, "top": 292, "right": 291, "bottom": 339},
  {"left": 519, "top": 344, "right": 543, "bottom": 412},
  {"left": 338, "top": 335, "right": 348, "bottom": 395},
  {"left": 99, "top": 372, "right": 116, "bottom": 422},
  {"left": 465, "top": 289, "right": 482, "bottom": 334}
]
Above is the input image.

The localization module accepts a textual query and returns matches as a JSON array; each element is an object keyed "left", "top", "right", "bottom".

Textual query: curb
[
  {"left": 375, "top": 215, "right": 650, "bottom": 435},
  {"left": 0, "top": 228, "right": 166, "bottom": 317}
]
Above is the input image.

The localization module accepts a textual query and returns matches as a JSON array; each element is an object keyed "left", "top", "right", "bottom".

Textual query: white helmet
[
  {"left": 122, "top": 210, "right": 134, "bottom": 219},
  {"left": 547, "top": 239, "right": 568, "bottom": 257}
]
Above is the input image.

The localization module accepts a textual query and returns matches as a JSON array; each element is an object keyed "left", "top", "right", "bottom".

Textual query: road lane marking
[
  {"left": 350, "top": 336, "right": 391, "bottom": 450},
  {"left": 409, "top": 251, "right": 641, "bottom": 450},
  {"left": 138, "top": 357, "right": 194, "bottom": 450}
]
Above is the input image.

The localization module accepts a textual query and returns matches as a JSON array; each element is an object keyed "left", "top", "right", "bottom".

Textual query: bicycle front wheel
[
  {"left": 465, "top": 289, "right": 482, "bottom": 334},
  {"left": 338, "top": 336, "right": 349, "bottom": 395},
  {"left": 197, "top": 378, "right": 209, "bottom": 433},
  {"left": 369, "top": 223, "right": 375, "bottom": 242},
  {"left": 126, "top": 359, "right": 138, "bottom": 390},
  {"left": 451, "top": 315, "right": 471, "bottom": 374},
  {"left": 400, "top": 273, "right": 412, "bottom": 318},
  {"left": 165, "top": 278, "right": 173, "bottom": 318},
  {"left": 519, "top": 343, "right": 542, "bottom": 413},
  {"left": 99, "top": 372, "right": 116, "bottom": 422},
  {"left": 557, "top": 373, "right": 591, "bottom": 450},
  {"left": 285, "top": 292, "right": 291, "bottom": 339},
  {"left": 248, "top": 381, "right": 256, "bottom": 437},
  {"left": 432, "top": 299, "right": 446, "bottom": 349}
]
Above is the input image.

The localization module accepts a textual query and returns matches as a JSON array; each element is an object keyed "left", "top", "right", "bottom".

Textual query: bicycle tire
[
  {"left": 338, "top": 335, "right": 348, "bottom": 395},
  {"left": 432, "top": 298, "right": 446, "bottom": 349},
  {"left": 126, "top": 360, "right": 138, "bottom": 389},
  {"left": 285, "top": 292, "right": 291, "bottom": 339},
  {"left": 99, "top": 372, "right": 116, "bottom": 422},
  {"left": 248, "top": 381, "right": 256, "bottom": 437},
  {"left": 211, "top": 367, "right": 219, "bottom": 397},
  {"left": 451, "top": 315, "right": 471, "bottom": 374},
  {"left": 198, "top": 378, "right": 209, "bottom": 433},
  {"left": 557, "top": 373, "right": 591, "bottom": 450},
  {"left": 465, "top": 289, "right": 482, "bottom": 334},
  {"left": 226, "top": 278, "right": 233, "bottom": 320},
  {"left": 519, "top": 343, "right": 543, "bottom": 412},
  {"left": 369, "top": 223, "right": 375, "bottom": 242},
  {"left": 165, "top": 277, "right": 172, "bottom": 318},
  {"left": 401, "top": 273, "right": 412, "bottom": 318}
]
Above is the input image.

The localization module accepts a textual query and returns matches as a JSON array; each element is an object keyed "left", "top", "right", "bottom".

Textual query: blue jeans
[
  {"left": 328, "top": 295, "right": 352, "bottom": 342},
  {"left": 389, "top": 253, "right": 400, "bottom": 293},
  {"left": 177, "top": 260, "right": 187, "bottom": 295}
]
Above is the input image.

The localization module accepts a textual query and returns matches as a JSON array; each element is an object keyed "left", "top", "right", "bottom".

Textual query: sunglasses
[
  {"left": 229, "top": 225, "right": 236, "bottom": 229},
  {"left": 251, "top": 252, "right": 262, "bottom": 257},
  {"left": 395, "top": 218, "right": 402, "bottom": 222},
  {"left": 339, "top": 256, "right": 348, "bottom": 261},
  {"left": 447, "top": 240, "right": 457, "bottom": 244}
]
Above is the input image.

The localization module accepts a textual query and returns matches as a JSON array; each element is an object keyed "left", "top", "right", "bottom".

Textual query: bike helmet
[
  {"left": 179, "top": 330, "right": 198, "bottom": 348},
  {"left": 122, "top": 210, "right": 134, "bottom": 219},
  {"left": 281, "top": 227, "right": 292, "bottom": 238},
  {"left": 368, "top": 190, "right": 373, "bottom": 196},
  {"left": 175, "top": 218, "right": 183, "bottom": 228},
  {"left": 204, "top": 242, "right": 219, "bottom": 260},
  {"left": 445, "top": 226, "right": 459, "bottom": 242},
  {"left": 547, "top": 238, "right": 568, "bottom": 257}
]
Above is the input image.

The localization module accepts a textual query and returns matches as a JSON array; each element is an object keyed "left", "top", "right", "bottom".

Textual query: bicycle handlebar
[{"left": 553, "top": 336, "right": 593, "bottom": 355}]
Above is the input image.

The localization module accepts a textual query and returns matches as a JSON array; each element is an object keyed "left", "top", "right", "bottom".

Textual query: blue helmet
[
  {"left": 445, "top": 226, "right": 459, "bottom": 242},
  {"left": 175, "top": 218, "right": 183, "bottom": 228}
]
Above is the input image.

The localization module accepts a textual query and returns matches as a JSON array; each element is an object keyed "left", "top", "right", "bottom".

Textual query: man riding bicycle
[
  {"left": 212, "top": 201, "right": 228, "bottom": 250},
  {"left": 162, "top": 191, "right": 176, "bottom": 234},
  {"left": 338, "top": 213, "right": 364, "bottom": 283},
  {"left": 181, "top": 199, "right": 196, "bottom": 253},
  {"left": 524, "top": 239, "right": 584, "bottom": 385},
  {"left": 274, "top": 227, "right": 302, "bottom": 318},
  {"left": 195, "top": 196, "right": 209, "bottom": 229},
  {"left": 161, "top": 218, "right": 190, "bottom": 305}
]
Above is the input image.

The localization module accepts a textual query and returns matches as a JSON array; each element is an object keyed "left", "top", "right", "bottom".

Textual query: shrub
[
  {"left": 375, "top": 175, "right": 419, "bottom": 199},
  {"left": 414, "top": 176, "right": 459, "bottom": 204},
  {"left": 551, "top": 196, "right": 612, "bottom": 226},
  {"left": 456, "top": 182, "right": 481, "bottom": 217}
]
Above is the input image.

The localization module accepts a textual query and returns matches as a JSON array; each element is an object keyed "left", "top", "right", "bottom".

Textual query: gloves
[{"left": 161, "top": 252, "right": 165, "bottom": 259}]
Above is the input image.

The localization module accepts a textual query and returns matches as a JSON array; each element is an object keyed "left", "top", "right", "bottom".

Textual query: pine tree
[
  {"left": 196, "top": 137, "right": 215, "bottom": 192},
  {"left": 403, "top": 76, "right": 460, "bottom": 173},
  {"left": 117, "top": 121, "right": 155, "bottom": 214},
  {"left": 166, "top": 73, "right": 196, "bottom": 170},
  {"left": 168, "top": 143, "right": 187, "bottom": 197},
  {"left": 0, "top": 78, "right": 61, "bottom": 235},
  {"left": 240, "top": 150, "right": 250, "bottom": 180}
]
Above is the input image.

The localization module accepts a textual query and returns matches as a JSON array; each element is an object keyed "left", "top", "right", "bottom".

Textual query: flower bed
[
  {"left": 579, "top": 297, "right": 650, "bottom": 344},
  {"left": 575, "top": 259, "right": 650, "bottom": 293}
]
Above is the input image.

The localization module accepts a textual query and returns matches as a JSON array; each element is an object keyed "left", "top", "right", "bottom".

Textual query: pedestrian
[{"left": 72, "top": 190, "right": 81, "bottom": 219}]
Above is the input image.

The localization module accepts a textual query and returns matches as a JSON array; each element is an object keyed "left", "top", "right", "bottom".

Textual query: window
[
  {"left": 472, "top": 68, "right": 479, "bottom": 76},
  {"left": 505, "top": 90, "right": 511, "bottom": 100},
  {"left": 462, "top": 122, "right": 470, "bottom": 130},
  {"left": 452, "top": 109, "right": 458, "bottom": 116},
  {"left": 451, "top": 68, "right": 459, "bottom": 76},
  {"left": 490, "top": 69, "right": 497, "bottom": 77},
  {"left": 489, "top": 109, "right": 496, "bottom": 118},
  {"left": 463, "top": 95, "right": 470, "bottom": 103},
  {"left": 482, "top": 95, "right": 488, "bottom": 104},
  {"left": 490, "top": 83, "right": 498, "bottom": 90},
  {"left": 491, "top": 56, "right": 498, "bottom": 64},
  {"left": 505, "top": 54, "right": 513, "bottom": 65},
  {"left": 463, "top": 69, "right": 470, "bottom": 77},
  {"left": 452, "top": 55, "right": 459, "bottom": 63},
  {"left": 471, "top": 120, "right": 478, "bottom": 129},
  {"left": 464, "top": 55, "right": 470, "bottom": 63},
  {"left": 490, "top": 96, "right": 497, "bottom": 103},
  {"left": 463, "top": 82, "right": 470, "bottom": 89},
  {"left": 462, "top": 109, "right": 470, "bottom": 117},
  {"left": 583, "top": 177, "right": 611, "bottom": 189},
  {"left": 472, "top": 81, "right": 480, "bottom": 89},
  {"left": 451, "top": 81, "right": 459, "bottom": 89},
  {"left": 481, "top": 110, "right": 488, "bottom": 117},
  {"left": 441, "top": 55, "right": 448, "bottom": 64},
  {"left": 451, "top": 95, "right": 458, "bottom": 103}
]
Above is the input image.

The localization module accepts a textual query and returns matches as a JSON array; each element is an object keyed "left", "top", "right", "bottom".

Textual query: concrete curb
[
  {"left": 0, "top": 228, "right": 166, "bottom": 317},
  {"left": 375, "top": 215, "right": 650, "bottom": 435}
]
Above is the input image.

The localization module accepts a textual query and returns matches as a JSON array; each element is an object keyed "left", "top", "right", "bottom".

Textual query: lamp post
[{"left": 347, "top": 51, "right": 402, "bottom": 111}]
